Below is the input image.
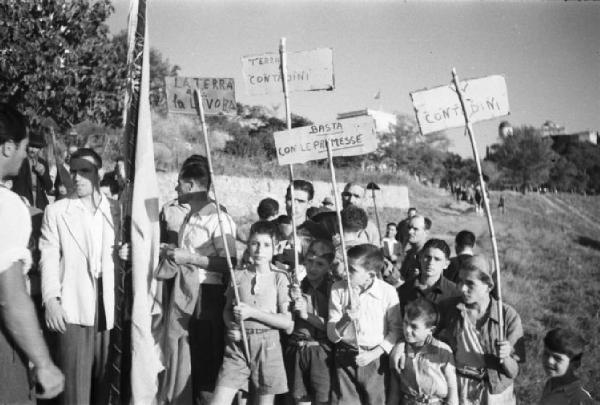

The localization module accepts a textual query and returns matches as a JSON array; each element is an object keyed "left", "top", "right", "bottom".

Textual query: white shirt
[
  {"left": 327, "top": 277, "right": 402, "bottom": 352},
  {"left": 0, "top": 187, "right": 32, "bottom": 274},
  {"left": 179, "top": 201, "right": 237, "bottom": 285},
  {"left": 73, "top": 196, "right": 106, "bottom": 278}
]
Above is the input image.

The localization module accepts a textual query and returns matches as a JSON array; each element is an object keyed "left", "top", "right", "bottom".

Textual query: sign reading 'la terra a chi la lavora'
[
  {"left": 273, "top": 116, "right": 377, "bottom": 165},
  {"left": 241, "top": 48, "right": 334, "bottom": 96},
  {"left": 410, "top": 75, "right": 510, "bottom": 135},
  {"left": 164, "top": 76, "right": 237, "bottom": 115}
]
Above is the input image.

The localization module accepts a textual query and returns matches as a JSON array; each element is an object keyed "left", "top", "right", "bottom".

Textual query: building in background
[{"left": 337, "top": 109, "right": 397, "bottom": 134}]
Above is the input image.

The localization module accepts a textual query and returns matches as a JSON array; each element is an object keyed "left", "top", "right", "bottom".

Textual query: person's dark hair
[
  {"left": 422, "top": 238, "right": 451, "bottom": 260},
  {"left": 404, "top": 298, "right": 439, "bottom": 329},
  {"left": 408, "top": 207, "right": 417, "bottom": 214},
  {"left": 455, "top": 230, "right": 476, "bottom": 249},
  {"left": 286, "top": 179, "right": 314, "bottom": 201},
  {"left": 275, "top": 214, "right": 292, "bottom": 225},
  {"left": 306, "top": 206, "right": 321, "bottom": 220},
  {"left": 341, "top": 205, "right": 368, "bottom": 233},
  {"left": 70, "top": 148, "right": 103, "bottom": 170},
  {"left": 307, "top": 239, "right": 336, "bottom": 264},
  {"left": 386, "top": 222, "right": 397, "bottom": 229},
  {"left": 424, "top": 217, "right": 432, "bottom": 230},
  {"left": 179, "top": 156, "right": 211, "bottom": 190},
  {"left": 347, "top": 243, "right": 385, "bottom": 276},
  {"left": 0, "top": 103, "right": 27, "bottom": 145},
  {"left": 257, "top": 198, "right": 279, "bottom": 220},
  {"left": 249, "top": 220, "right": 279, "bottom": 242},
  {"left": 544, "top": 328, "right": 586, "bottom": 367},
  {"left": 312, "top": 211, "right": 339, "bottom": 239}
]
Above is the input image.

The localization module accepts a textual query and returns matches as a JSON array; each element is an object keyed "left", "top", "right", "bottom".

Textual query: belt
[
  {"left": 456, "top": 366, "right": 487, "bottom": 381},
  {"left": 245, "top": 328, "right": 274, "bottom": 335},
  {"left": 290, "top": 339, "right": 330, "bottom": 348},
  {"left": 401, "top": 392, "right": 443, "bottom": 404}
]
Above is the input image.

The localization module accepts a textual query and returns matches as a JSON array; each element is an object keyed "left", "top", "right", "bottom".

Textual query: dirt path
[{"left": 544, "top": 194, "right": 600, "bottom": 231}]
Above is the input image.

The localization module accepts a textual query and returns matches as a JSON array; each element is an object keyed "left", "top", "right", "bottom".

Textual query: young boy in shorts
[
  {"left": 286, "top": 239, "right": 336, "bottom": 405},
  {"left": 539, "top": 328, "right": 595, "bottom": 405},
  {"left": 388, "top": 298, "right": 458, "bottom": 405},
  {"left": 211, "top": 221, "right": 294, "bottom": 405},
  {"left": 327, "top": 244, "right": 402, "bottom": 405}
]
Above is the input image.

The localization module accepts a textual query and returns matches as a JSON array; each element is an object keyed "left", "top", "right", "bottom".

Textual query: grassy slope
[{"left": 161, "top": 155, "right": 600, "bottom": 402}]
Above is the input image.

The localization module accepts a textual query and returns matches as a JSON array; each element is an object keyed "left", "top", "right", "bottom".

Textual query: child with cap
[
  {"left": 211, "top": 221, "right": 293, "bottom": 405},
  {"left": 388, "top": 298, "right": 458, "bottom": 405},
  {"left": 286, "top": 239, "right": 336, "bottom": 405},
  {"left": 437, "top": 254, "right": 525, "bottom": 405},
  {"left": 539, "top": 328, "right": 595, "bottom": 404}
]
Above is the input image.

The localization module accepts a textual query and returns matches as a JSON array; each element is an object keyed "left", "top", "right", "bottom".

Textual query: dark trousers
[
  {"left": 331, "top": 345, "right": 387, "bottom": 405},
  {"left": 51, "top": 281, "right": 109, "bottom": 405},
  {"left": 189, "top": 284, "right": 226, "bottom": 404}
]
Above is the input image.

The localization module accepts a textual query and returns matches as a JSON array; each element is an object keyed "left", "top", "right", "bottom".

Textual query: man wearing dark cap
[
  {"left": 11, "top": 129, "right": 53, "bottom": 209},
  {"left": 39, "top": 148, "right": 126, "bottom": 405}
]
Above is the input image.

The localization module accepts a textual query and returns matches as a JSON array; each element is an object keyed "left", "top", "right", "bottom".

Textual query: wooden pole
[
  {"left": 279, "top": 37, "right": 301, "bottom": 283},
  {"left": 194, "top": 89, "right": 252, "bottom": 363},
  {"left": 451, "top": 68, "right": 504, "bottom": 339},
  {"left": 371, "top": 188, "right": 382, "bottom": 242},
  {"left": 325, "top": 138, "right": 360, "bottom": 350}
]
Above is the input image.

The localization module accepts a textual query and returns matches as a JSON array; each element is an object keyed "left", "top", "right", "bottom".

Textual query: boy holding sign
[{"left": 327, "top": 244, "right": 402, "bottom": 405}]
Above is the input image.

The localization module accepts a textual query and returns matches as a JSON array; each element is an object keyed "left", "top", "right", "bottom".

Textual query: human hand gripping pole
[{"left": 194, "top": 89, "right": 251, "bottom": 365}]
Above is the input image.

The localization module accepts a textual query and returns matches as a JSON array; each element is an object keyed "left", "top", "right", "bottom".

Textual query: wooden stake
[
  {"left": 451, "top": 68, "right": 504, "bottom": 339},
  {"left": 194, "top": 89, "right": 252, "bottom": 363}
]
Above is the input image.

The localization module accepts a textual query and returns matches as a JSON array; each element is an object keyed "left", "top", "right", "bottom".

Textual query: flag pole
[
  {"left": 325, "top": 138, "right": 360, "bottom": 350},
  {"left": 279, "top": 37, "right": 300, "bottom": 283},
  {"left": 451, "top": 68, "right": 504, "bottom": 339},
  {"left": 193, "top": 89, "right": 251, "bottom": 363}
]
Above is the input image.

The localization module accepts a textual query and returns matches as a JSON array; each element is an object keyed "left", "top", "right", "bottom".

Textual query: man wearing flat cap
[
  {"left": 11, "top": 129, "right": 53, "bottom": 210},
  {"left": 39, "top": 148, "right": 127, "bottom": 405}
]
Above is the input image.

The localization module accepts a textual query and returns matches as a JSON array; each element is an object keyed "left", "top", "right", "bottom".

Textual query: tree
[
  {"left": 0, "top": 0, "right": 127, "bottom": 130},
  {"left": 487, "top": 126, "right": 557, "bottom": 192}
]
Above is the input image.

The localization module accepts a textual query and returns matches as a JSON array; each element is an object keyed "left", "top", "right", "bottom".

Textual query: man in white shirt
[
  {"left": 40, "top": 148, "right": 124, "bottom": 405},
  {"left": 161, "top": 156, "right": 237, "bottom": 404}
]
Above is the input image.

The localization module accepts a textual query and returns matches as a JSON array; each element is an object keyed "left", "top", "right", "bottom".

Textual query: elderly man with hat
[
  {"left": 11, "top": 129, "right": 53, "bottom": 209},
  {"left": 39, "top": 148, "right": 127, "bottom": 405}
]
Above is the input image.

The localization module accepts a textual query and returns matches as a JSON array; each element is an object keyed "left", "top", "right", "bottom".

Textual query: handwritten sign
[
  {"left": 410, "top": 75, "right": 510, "bottom": 135},
  {"left": 165, "top": 76, "right": 236, "bottom": 115},
  {"left": 273, "top": 116, "right": 376, "bottom": 165},
  {"left": 241, "top": 48, "right": 334, "bottom": 96}
]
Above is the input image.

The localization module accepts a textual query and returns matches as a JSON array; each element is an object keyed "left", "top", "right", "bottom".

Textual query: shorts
[
  {"left": 284, "top": 341, "right": 332, "bottom": 403},
  {"left": 216, "top": 329, "right": 288, "bottom": 395}
]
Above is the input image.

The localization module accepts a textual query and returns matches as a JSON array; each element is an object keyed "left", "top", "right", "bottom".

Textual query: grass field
[{"left": 159, "top": 162, "right": 600, "bottom": 402}]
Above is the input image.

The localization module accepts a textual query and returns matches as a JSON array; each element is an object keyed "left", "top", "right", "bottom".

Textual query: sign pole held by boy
[
  {"left": 450, "top": 68, "right": 505, "bottom": 339},
  {"left": 278, "top": 37, "right": 301, "bottom": 283},
  {"left": 193, "top": 89, "right": 252, "bottom": 364}
]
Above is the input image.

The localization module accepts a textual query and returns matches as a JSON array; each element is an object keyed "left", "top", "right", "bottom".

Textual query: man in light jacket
[{"left": 40, "top": 148, "right": 125, "bottom": 405}]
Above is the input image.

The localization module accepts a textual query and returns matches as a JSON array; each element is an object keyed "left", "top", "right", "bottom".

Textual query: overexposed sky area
[{"left": 107, "top": 0, "right": 600, "bottom": 157}]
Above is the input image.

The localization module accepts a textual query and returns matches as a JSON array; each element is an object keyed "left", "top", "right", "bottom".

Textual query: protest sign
[
  {"left": 273, "top": 116, "right": 376, "bottom": 165},
  {"left": 165, "top": 76, "right": 236, "bottom": 115},
  {"left": 241, "top": 48, "right": 334, "bottom": 96},
  {"left": 410, "top": 75, "right": 509, "bottom": 135}
]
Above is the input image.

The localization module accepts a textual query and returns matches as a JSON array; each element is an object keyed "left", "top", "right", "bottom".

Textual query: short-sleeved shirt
[
  {"left": 179, "top": 201, "right": 236, "bottom": 285},
  {"left": 159, "top": 198, "right": 190, "bottom": 244},
  {"left": 539, "top": 378, "right": 595, "bottom": 405},
  {"left": 228, "top": 266, "right": 291, "bottom": 330},
  {"left": 397, "top": 275, "right": 460, "bottom": 315},
  {"left": 0, "top": 187, "right": 32, "bottom": 274},
  {"left": 291, "top": 276, "right": 332, "bottom": 341},
  {"left": 392, "top": 336, "right": 455, "bottom": 400}
]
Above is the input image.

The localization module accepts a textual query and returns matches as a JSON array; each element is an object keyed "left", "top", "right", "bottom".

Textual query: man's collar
[
  {"left": 301, "top": 275, "right": 331, "bottom": 294},
  {"left": 359, "top": 278, "right": 384, "bottom": 299},
  {"left": 414, "top": 275, "right": 443, "bottom": 293},
  {"left": 456, "top": 296, "right": 499, "bottom": 323}
]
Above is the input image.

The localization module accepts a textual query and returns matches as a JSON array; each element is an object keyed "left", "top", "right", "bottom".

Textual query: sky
[{"left": 107, "top": 0, "right": 600, "bottom": 157}]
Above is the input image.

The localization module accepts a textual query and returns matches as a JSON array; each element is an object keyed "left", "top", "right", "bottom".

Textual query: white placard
[
  {"left": 410, "top": 75, "right": 510, "bottom": 134},
  {"left": 165, "top": 76, "right": 236, "bottom": 115},
  {"left": 241, "top": 48, "right": 334, "bottom": 96},
  {"left": 273, "top": 116, "right": 376, "bottom": 165}
]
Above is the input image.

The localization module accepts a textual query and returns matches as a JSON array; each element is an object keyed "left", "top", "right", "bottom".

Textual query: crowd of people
[{"left": 0, "top": 102, "right": 595, "bottom": 405}]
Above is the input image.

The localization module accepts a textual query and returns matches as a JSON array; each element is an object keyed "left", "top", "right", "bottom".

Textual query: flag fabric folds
[{"left": 124, "top": 0, "right": 162, "bottom": 403}]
